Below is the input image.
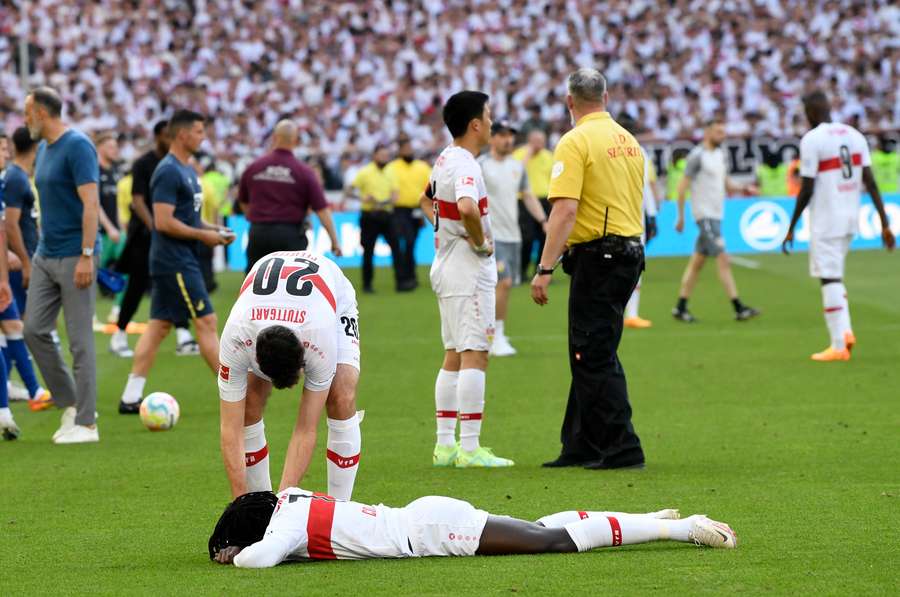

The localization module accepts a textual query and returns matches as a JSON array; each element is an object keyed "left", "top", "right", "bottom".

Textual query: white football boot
[
  {"left": 109, "top": 330, "right": 134, "bottom": 358},
  {"left": 0, "top": 408, "right": 20, "bottom": 440},
  {"left": 490, "top": 335, "right": 517, "bottom": 357},
  {"left": 688, "top": 515, "right": 738, "bottom": 549}
]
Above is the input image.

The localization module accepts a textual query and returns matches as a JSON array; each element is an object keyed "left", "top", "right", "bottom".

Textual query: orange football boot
[
  {"left": 811, "top": 347, "right": 850, "bottom": 362},
  {"left": 844, "top": 331, "right": 856, "bottom": 353},
  {"left": 624, "top": 316, "right": 653, "bottom": 329}
]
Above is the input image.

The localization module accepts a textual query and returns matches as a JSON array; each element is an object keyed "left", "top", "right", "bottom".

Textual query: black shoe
[
  {"left": 118, "top": 399, "right": 142, "bottom": 414},
  {"left": 362, "top": 286, "right": 375, "bottom": 294},
  {"left": 396, "top": 279, "right": 417, "bottom": 292},
  {"left": 672, "top": 308, "right": 697, "bottom": 323},
  {"left": 735, "top": 306, "right": 760, "bottom": 321},
  {"left": 584, "top": 459, "right": 646, "bottom": 470},
  {"left": 542, "top": 454, "right": 597, "bottom": 468}
]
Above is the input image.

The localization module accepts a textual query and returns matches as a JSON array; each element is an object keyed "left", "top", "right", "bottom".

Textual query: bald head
[{"left": 272, "top": 120, "right": 299, "bottom": 149}]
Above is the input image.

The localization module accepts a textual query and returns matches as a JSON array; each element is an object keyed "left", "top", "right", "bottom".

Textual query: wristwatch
[
  {"left": 537, "top": 264, "right": 555, "bottom": 276},
  {"left": 81, "top": 247, "right": 94, "bottom": 257}
]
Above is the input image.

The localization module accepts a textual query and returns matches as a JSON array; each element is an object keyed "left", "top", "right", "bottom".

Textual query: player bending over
[
  {"left": 782, "top": 91, "right": 895, "bottom": 361},
  {"left": 209, "top": 489, "right": 737, "bottom": 567},
  {"left": 218, "top": 251, "right": 362, "bottom": 501}
]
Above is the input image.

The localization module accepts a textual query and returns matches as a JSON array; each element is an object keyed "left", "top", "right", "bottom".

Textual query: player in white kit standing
[
  {"left": 218, "top": 251, "right": 363, "bottom": 500},
  {"left": 783, "top": 91, "right": 895, "bottom": 361},
  {"left": 419, "top": 91, "right": 514, "bottom": 468},
  {"left": 208, "top": 489, "right": 737, "bottom": 567}
]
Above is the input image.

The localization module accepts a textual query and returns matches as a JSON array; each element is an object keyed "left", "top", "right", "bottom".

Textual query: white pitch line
[{"left": 730, "top": 255, "right": 762, "bottom": 269}]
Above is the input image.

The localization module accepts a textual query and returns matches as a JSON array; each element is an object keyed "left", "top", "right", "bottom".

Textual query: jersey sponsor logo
[
  {"left": 219, "top": 365, "right": 230, "bottom": 381},
  {"left": 739, "top": 200, "right": 790, "bottom": 251},
  {"left": 253, "top": 165, "right": 297, "bottom": 184},
  {"left": 250, "top": 307, "right": 308, "bottom": 324}
]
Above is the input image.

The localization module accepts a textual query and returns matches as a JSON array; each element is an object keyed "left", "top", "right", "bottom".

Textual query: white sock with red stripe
[
  {"left": 326, "top": 412, "right": 361, "bottom": 501},
  {"left": 563, "top": 515, "right": 690, "bottom": 551},
  {"left": 435, "top": 369, "right": 459, "bottom": 446},
  {"left": 822, "top": 283, "right": 846, "bottom": 349},
  {"left": 458, "top": 368, "right": 485, "bottom": 452},
  {"left": 537, "top": 509, "right": 668, "bottom": 528},
  {"left": 839, "top": 283, "right": 853, "bottom": 337},
  {"left": 244, "top": 419, "right": 272, "bottom": 492},
  {"left": 625, "top": 280, "right": 641, "bottom": 319}
]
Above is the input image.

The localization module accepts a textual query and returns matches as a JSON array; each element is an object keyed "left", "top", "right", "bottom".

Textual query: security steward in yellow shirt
[
  {"left": 531, "top": 68, "right": 645, "bottom": 471},
  {"left": 345, "top": 144, "right": 401, "bottom": 293},
  {"left": 385, "top": 136, "right": 431, "bottom": 291}
]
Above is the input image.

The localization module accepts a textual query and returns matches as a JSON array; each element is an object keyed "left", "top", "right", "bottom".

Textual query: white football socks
[
  {"left": 495, "top": 320, "right": 506, "bottom": 339},
  {"left": 175, "top": 327, "right": 193, "bottom": 346},
  {"left": 458, "top": 369, "right": 485, "bottom": 453},
  {"left": 625, "top": 280, "right": 641, "bottom": 319},
  {"left": 244, "top": 419, "right": 272, "bottom": 492},
  {"left": 435, "top": 369, "right": 459, "bottom": 447},
  {"left": 121, "top": 374, "right": 146, "bottom": 404},
  {"left": 326, "top": 412, "right": 362, "bottom": 501},
  {"left": 822, "top": 283, "right": 848, "bottom": 349},
  {"left": 561, "top": 514, "right": 691, "bottom": 551}
]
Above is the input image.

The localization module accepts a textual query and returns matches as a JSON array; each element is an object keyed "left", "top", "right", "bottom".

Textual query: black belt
[{"left": 571, "top": 234, "right": 642, "bottom": 254}]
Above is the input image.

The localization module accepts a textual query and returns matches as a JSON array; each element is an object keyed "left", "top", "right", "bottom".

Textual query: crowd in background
[{"left": 2, "top": 0, "right": 900, "bottom": 190}]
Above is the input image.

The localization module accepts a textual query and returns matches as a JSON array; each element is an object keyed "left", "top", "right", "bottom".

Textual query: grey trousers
[{"left": 23, "top": 255, "right": 98, "bottom": 426}]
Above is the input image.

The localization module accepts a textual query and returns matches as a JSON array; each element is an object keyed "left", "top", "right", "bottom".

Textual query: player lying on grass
[
  {"left": 218, "top": 251, "right": 362, "bottom": 501},
  {"left": 209, "top": 489, "right": 737, "bottom": 568}
]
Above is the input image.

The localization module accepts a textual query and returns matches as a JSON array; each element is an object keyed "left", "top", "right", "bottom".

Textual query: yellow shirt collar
[{"left": 575, "top": 111, "right": 611, "bottom": 127}]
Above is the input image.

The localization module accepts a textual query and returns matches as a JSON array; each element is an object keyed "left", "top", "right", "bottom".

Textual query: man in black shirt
[
  {"left": 110, "top": 120, "right": 198, "bottom": 358},
  {"left": 95, "top": 132, "right": 123, "bottom": 301}
]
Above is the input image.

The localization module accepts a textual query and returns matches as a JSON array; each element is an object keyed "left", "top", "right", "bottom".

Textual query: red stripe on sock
[
  {"left": 459, "top": 412, "right": 483, "bottom": 421},
  {"left": 326, "top": 449, "right": 360, "bottom": 468},
  {"left": 607, "top": 516, "right": 622, "bottom": 546},
  {"left": 244, "top": 444, "right": 269, "bottom": 466},
  {"left": 824, "top": 306, "right": 843, "bottom": 313},
  {"left": 435, "top": 410, "right": 458, "bottom": 418},
  {"left": 307, "top": 494, "right": 337, "bottom": 559},
  {"left": 577, "top": 511, "right": 589, "bottom": 520}
]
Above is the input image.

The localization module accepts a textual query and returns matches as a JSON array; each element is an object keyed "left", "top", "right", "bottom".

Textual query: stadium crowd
[{"left": 2, "top": 0, "right": 900, "bottom": 186}]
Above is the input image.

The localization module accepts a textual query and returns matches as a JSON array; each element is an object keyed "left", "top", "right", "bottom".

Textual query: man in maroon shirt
[{"left": 238, "top": 120, "right": 341, "bottom": 272}]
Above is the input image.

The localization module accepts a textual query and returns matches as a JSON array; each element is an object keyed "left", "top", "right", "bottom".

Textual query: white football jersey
[
  {"left": 218, "top": 251, "right": 353, "bottom": 400},
  {"left": 799, "top": 122, "right": 871, "bottom": 239},
  {"left": 233, "top": 488, "right": 412, "bottom": 566},
  {"left": 427, "top": 145, "right": 498, "bottom": 297}
]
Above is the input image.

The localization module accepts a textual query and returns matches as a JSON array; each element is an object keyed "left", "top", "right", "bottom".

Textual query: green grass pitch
[{"left": 4, "top": 251, "right": 899, "bottom": 595}]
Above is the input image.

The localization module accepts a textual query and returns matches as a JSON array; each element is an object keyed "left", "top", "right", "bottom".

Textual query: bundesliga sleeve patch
[
  {"left": 551, "top": 161, "right": 565, "bottom": 178},
  {"left": 219, "top": 365, "right": 230, "bottom": 381},
  {"left": 459, "top": 176, "right": 475, "bottom": 186}
]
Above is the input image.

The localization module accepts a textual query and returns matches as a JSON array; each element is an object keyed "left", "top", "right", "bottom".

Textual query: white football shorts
[
  {"left": 809, "top": 234, "right": 853, "bottom": 279},
  {"left": 335, "top": 274, "right": 361, "bottom": 371},
  {"left": 438, "top": 289, "right": 495, "bottom": 353},
  {"left": 404, "top": 496, "right": 490, "bottom": 557}
]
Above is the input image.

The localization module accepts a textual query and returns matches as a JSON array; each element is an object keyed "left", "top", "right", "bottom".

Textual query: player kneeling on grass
[
  {"left": 218, "top": 251, "right": 362, "bottom": 502},
  {"left": 209, "top": 489, "right": 737, "bottom": 567}
]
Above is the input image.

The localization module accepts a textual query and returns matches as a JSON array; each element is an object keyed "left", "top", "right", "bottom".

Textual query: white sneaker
[
  {"left": 688, "top": 515, "right": 738, "bottom": 549},
  {"left": 175, "top": 340, "right": 200, "bottom": 356},
  {"left": 490, "top": 335, "right": 517, "bottom": 357},
  {"left": 8, "top": 381, "right": 30, "bottom": 402},
  {"left": 52, "top": 406, "right": 77, "bottom": 441},
  {"left": 53, "top": 424, "right": 99, "bottom": 444},
  {"left": 1, "top": 408, "right": 20, "bottom": 440},
  {"left": 109, "top": 330, "right": 134, "bottom": 358}
]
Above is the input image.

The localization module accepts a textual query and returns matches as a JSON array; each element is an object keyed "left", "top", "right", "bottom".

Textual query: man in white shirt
[
  {"left": 673, "top": 117, "right": 760, "bottom": 323},
  {"left": 419, "top": 91, "right": 514, "bottom": 469},
  {"left": 478, "top": 120, "right": 547, "bottom": 356},
  {"left": 208, "top": 489, "right": 737, "bottom": 567},
  {"left": 217, "top": 251, "right": 363, "bottom": 501},
  {"left": 782, "top": 91, "right": 895, "bottom": 361}
]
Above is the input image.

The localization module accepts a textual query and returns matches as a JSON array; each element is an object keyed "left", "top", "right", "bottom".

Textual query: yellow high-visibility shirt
[
  {"left": 548, "top": 111, "right": 644, "bottom": 244},
  {"left": 116, "top": 174, "right": 133, "bottom": 226},
  {"left": 512, "top": 145, "right": 554, "bottom": 198},
  {"left": 352, "top": 162, "right": 397, "bottom": 211},
  {"left": 385, "top": 158, "right": 431, "bottom": 208}
]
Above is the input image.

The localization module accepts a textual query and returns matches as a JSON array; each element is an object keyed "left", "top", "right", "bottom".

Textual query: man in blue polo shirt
[
  {"left": 22, "top": 86, "right": 101, "bottom": 444},
  {"left": 118, "top": 110, "right": 234, "bottom": 413}
]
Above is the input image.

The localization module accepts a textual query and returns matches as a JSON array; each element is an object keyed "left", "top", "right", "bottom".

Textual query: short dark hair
[
  {"left": 442, "top": 91, "right": 489, "bottom": 139},
  {"left": 29, "top": 86, "right": 63, "bottom": 117},
  {"left": 208, "top": 491, "right": 278, "bottom": 560},
  {"left": 168, "top": 110, "right": 205, "bottom": 136},
  {"left": 705, "top": 114, "right": 725, "bottom": 128},
  {"left": 802, "top": 90, "right": 830, "bottom": 113},
  {"left": 12, "top": 127, "right": 37, "bottom": 155},
  {"left": 152, "top": 119, "right": 169, "bottom": 137},
  {"left": 256, "top": 326, "right": 305, "bottom": 389}
]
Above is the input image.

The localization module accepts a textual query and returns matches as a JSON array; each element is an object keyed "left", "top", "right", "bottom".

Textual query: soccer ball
[{"left": 139, "top": 392, "right": 180, "bottom": 431}]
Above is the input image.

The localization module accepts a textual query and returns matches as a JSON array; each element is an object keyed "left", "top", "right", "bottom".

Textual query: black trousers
[
  {"left": 520, "top": 197, "right": 551, "bottom": 279},
  {"left": 246, "top": 222, "right": 308, "bottom": 274},
  {"left": 558, "top": 237, "right": 645, "bottom": 466},
  {"left": 392, "top": 207, "right": 423, "bottom": 284},
  {"left": 360, "top": 211, "right": 401, "bottom": 290}
]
